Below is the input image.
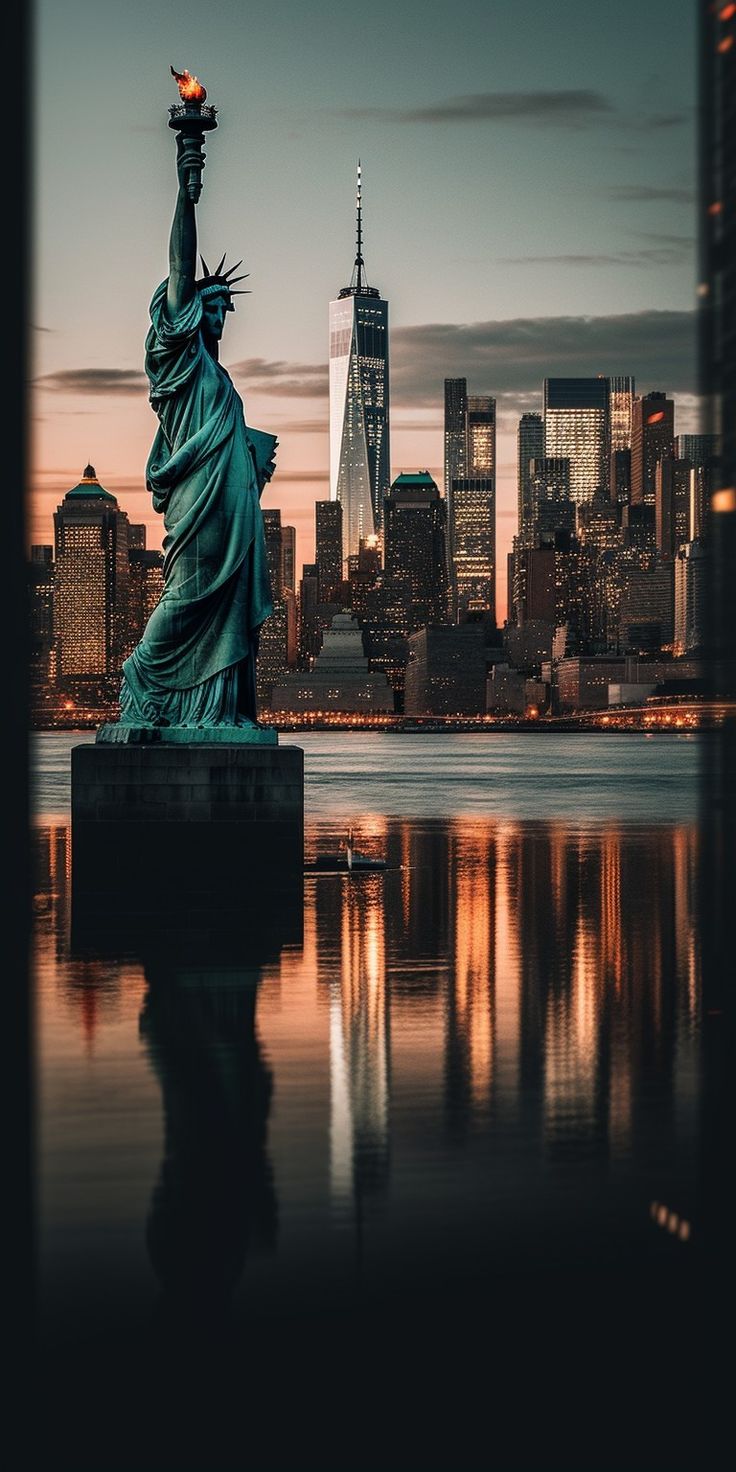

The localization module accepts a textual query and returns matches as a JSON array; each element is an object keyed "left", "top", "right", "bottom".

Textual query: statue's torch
[{"left": 168, "top": 67, "right": 218, "bottom": 204}]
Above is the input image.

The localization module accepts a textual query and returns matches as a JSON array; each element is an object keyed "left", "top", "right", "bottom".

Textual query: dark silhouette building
[
  {"left": 404, "top": 624, "right": 491, "bottom": 716},
  {"left": 316, "top": 499, "right": 344, "bottom": 602},
  {"left": 517, "top": 412, "right": 545, "bottom": 540},
  {"left": 384, "top": 472, "right": 449, "bottom": 631}
]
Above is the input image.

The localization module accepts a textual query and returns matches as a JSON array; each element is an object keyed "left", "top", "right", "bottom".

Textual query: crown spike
[
  {"left": 226, "top": 274, "right": 249, "bottom": 286},
  {"left": 214, "top": 253, "right": 227, "bottom": 277},
  {"left": 224, "top": 259, "right": 244, "bottom": 279},
  {"left": 200, "top": 253, "right": 211, "bottom": 277}
]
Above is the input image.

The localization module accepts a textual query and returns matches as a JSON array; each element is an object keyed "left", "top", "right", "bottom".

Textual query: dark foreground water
[{"left": 34, "top": 732, "right": 723, "bottom": 1470}]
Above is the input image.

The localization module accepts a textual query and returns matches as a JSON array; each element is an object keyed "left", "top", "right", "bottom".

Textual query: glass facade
[
  {"left": 517, "top": 412, "right": 544, "bottom": 540},
  {"left": 608, "top": 375, "right": 635, "bottom": 455},
  {"left": 466, "top": 395, "right": 496, "bottom": 477},
  {"left": 329, "top": 177, "right": 390, "bottom": 567},
  {"left": 630, "top": 391, "right": 675, "bottom": 505},
  {"left": 450, "top": 477, "right": 496, "bottom": 619},
  {"left": 544, "top": 378, "right": 608, "bottom": 506}
]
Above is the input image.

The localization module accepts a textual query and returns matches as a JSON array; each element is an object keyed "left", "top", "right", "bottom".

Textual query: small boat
[{"left": 306, "top": 827, "right": 387, "bottom": 874}]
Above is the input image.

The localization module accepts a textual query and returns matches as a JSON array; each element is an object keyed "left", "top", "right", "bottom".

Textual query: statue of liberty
[{"left": 119, "top": 128, "right": 276, "bottom": 730}]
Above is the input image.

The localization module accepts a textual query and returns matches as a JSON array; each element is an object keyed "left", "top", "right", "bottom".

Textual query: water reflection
[
  {"left": 35, "top": 810, "right": 702, "bottom": 1335},
  {"left": 140, "top": 937, "right": 277, "bottom": 1328}
]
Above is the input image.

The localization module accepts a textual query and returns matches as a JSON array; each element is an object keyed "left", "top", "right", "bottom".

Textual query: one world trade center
[{"left": 329, "top": 163, "right": 390, "bottom": 566}]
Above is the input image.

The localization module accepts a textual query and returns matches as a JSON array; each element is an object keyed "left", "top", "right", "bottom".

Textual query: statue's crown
[{"left": 196, "top": 254, "right": 250, "bottom": 306}]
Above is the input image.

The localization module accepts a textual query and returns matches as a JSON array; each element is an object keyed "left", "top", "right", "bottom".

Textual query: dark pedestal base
[{"left": 71, "top": 741, "right": 304, "bottom": 932}]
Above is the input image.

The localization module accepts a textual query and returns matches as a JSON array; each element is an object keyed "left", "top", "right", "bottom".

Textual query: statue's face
[{"left": 201, "top": 293, "right": 231, "bottom": 342}]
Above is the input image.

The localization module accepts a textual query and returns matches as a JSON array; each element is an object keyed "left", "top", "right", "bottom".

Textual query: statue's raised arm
[
  {"left": 166, "top": 134, "right": 199, "bottom": 319},
  {"left": 116, "top": 71, "right": 276, "bottom": 736}
]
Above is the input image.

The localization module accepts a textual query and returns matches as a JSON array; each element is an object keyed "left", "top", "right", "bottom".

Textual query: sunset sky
[{"left": 33, "top": 0, "right": 698, "bottom": 617}]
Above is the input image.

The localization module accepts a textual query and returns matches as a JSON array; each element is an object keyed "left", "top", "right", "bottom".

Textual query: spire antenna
[{"left": 350, "top": 158, "right": 368, "bottom": 293}]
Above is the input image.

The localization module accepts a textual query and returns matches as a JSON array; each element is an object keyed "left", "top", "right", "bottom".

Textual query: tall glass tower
[{"left": 329, "top": 163, "right": 390, "bottom": 563}]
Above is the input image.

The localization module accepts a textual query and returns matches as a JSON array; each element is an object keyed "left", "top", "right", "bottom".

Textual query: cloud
[
  {"left": 340, "top": 89, "right": 615, "bottom": 128},
  {"left": 274, "top": 470, "right": 329, "bottom": 483},
  {"left": 274, "top": 417, "right": 328, "bottom": 433},
  {"left": 389, "top": 309, "right": 696, "bottom": 405},
  {"left": 229, "top": 357, "right": 328, "bottom": 397},
  {"left": 603, "top": 184, "right": 695, "bottom": 205},
  {"left": 499, "top": 243, "right": 692, "bottom": 267},
  {"left": 31, "top": 312, "right": 697, "bottom": 427},
  {"left": 36, "top": 368, "right": 147, "bottom": 395}
]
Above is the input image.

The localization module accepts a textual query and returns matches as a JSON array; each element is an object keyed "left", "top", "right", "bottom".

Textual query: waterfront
[{"left": 34, "top": 731, "right": 717, "bottom": 1469}]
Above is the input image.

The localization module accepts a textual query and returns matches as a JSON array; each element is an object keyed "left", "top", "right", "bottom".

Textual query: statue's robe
[{"left": 120, "top": 282, "right": 274, "bottom": 726}]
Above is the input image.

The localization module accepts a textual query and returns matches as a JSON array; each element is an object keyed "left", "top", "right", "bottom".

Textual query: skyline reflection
[{"left": 35, "top": 809, "right": 701, "bottom": 1330}]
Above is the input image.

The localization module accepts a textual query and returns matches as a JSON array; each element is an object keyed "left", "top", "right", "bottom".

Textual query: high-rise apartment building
[
  {"left": 544, "top": 378, "right": 608, "bottom": 505},
  {"left": 630, "top": 391, "right": 675, "bottom": 505},
  {"left": 384, "top": 472, "right": 449, "bottom": 631},
  {"left": 655, "top": 458, "right": 693, "bottom": 557},
  {"left": 528, "top": 457, "right": 573, "bottom": 542},
  {"left": 53, "top": 464, "right": 130, "bottom": 679},
  {"left": 329, "top": 164, "right": 390, "bottom": 560},
  {"left": 517, "top": 412, "right": 545, "bottom": 538},
  {"left": 610, "top": 447, "right": 632, "bottom": 506},
  {"left": 281, "top": 525, "right": 296, "bottom": 595},
  {"left": 315, "top": 499, "right": 344, "bottom": 601}
]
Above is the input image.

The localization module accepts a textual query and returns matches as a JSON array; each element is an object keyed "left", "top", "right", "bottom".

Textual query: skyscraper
[
  {"left": 315, "top": 499, "right": 344, "bottom": 602},
  {"left": 544, "top": 378, "right": 608, "bottom": 505},
  {"left": 281, "top": 525, "right": 296, "bottom": 595},
  {"left": 329, "top": 163, "right": 390, "bottom": 561},
  {"left": 630, "top": 391, "right": 675, "bottom": 505},
  {"left": 258, "top": 508, "right": 296, "bottom": 706},
  {"left": 53, "top": 464, "right": 130, "bottom": 680},
  {"left": 517, "top": 412, "right": 544, "bottom": 539},
  {"left": 450, "top": 479, "right": 496, "bottom": 621},
  {"left": 384, "top": 472, "right": 449, "bottom": 631},
  {"left": 466, "top": 396, "right": 496, "bottom": 477},
  {"left": 528, "top": 457, "right": 573, "bottom": 541},
  {"left": 655, "top": 457, "right": 692, "bottom": 557},
  {"left": 607, "top": 375, "right": 635, "bottom": 455},
  {"left": 444, "top": 379, "right": 468, "bottom": 525},
  {"left": 29, "top": 545, "right": 55, "bottom": 687}
]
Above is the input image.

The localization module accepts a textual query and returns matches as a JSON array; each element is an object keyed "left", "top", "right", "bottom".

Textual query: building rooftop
[{"left": 64, "top": 464, "right": 117, "bottom": 503}]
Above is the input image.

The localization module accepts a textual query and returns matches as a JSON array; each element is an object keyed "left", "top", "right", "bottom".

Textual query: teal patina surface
[{"left": 116, "top": 123, "right": 277, "bottom": 736}]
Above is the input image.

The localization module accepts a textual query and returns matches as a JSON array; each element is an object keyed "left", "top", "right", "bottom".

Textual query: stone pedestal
[{"left": 71, "top": 738, "right": 304, "bottom": 925}]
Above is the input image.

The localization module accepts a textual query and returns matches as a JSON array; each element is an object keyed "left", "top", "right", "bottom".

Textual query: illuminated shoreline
[{"left": 30, "top": 702, "right": 732, "bottom": 735}]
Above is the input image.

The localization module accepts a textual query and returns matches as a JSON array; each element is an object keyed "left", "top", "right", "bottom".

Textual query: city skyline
[{"left": 32, "top": 0, "right": 697, "bottom": 620}]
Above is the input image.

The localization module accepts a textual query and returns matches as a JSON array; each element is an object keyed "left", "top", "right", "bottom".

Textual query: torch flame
[{"left": 170, "top": 66, "right": 207, "bottom": 103}]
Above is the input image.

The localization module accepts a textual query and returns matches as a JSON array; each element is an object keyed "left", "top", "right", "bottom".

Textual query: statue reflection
[{"left": 139, "top": 937, "right": 277, "bottom": 1331}]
